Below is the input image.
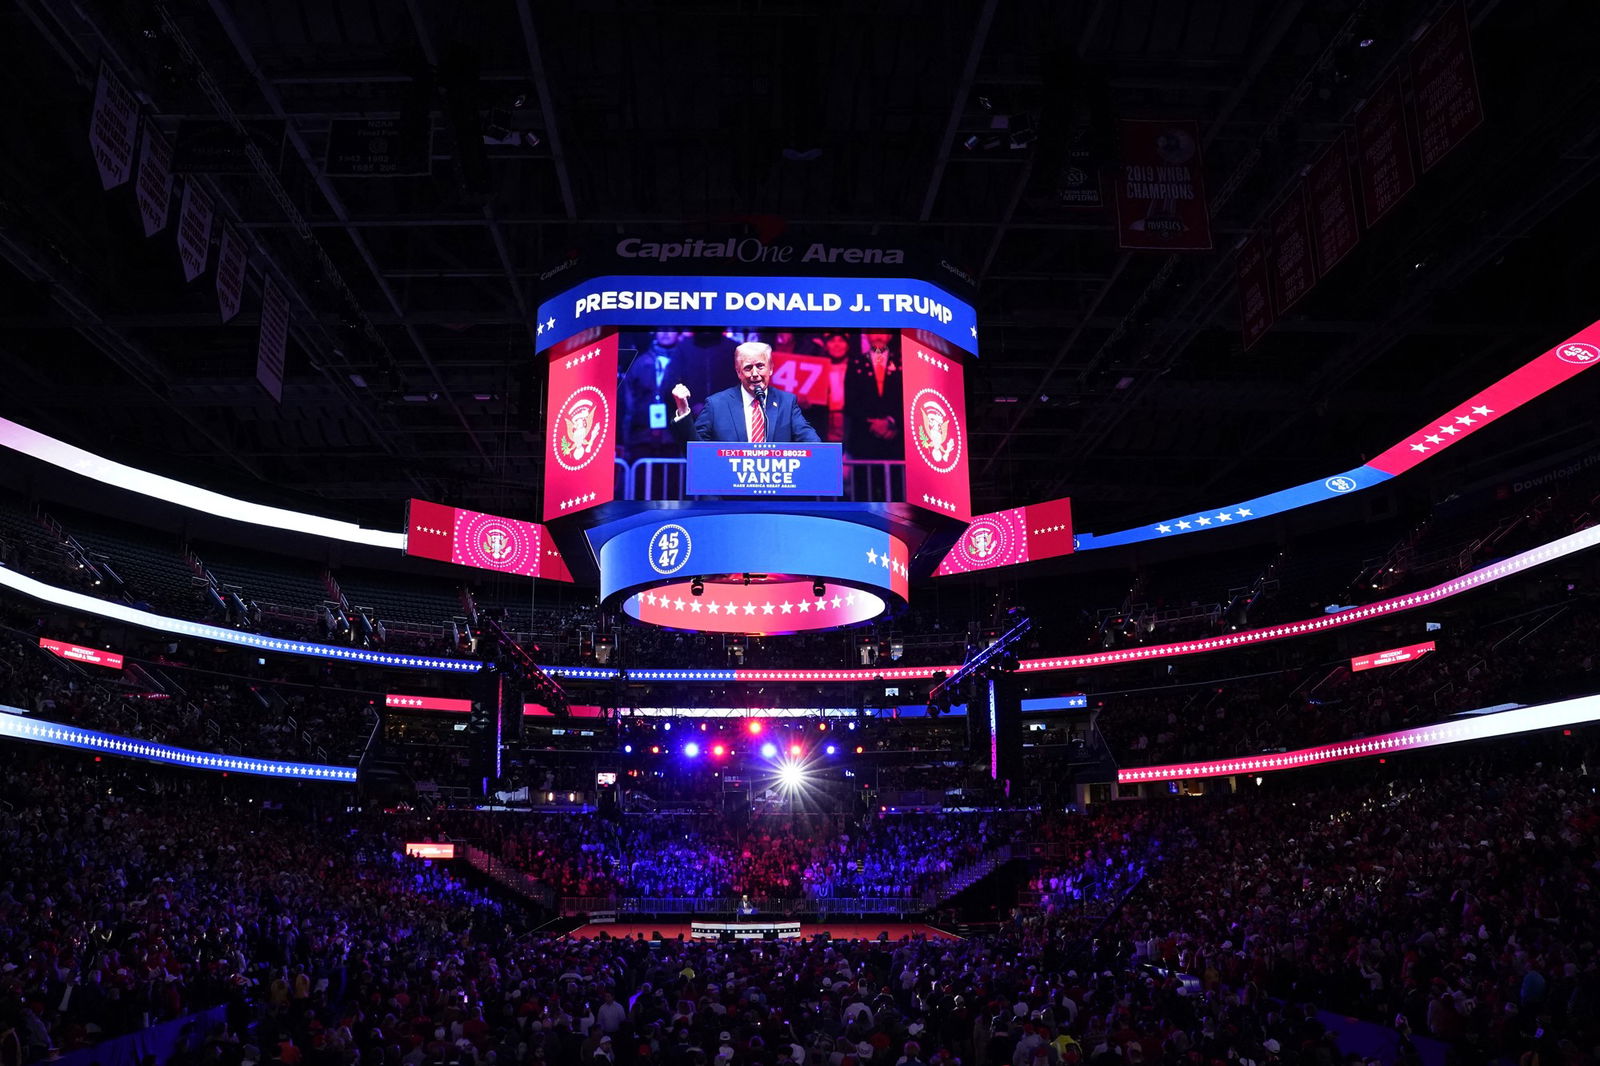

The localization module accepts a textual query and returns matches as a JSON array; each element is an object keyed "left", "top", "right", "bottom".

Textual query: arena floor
[{"left": 566, "top": 921, "right": 961, "bottom": 941}]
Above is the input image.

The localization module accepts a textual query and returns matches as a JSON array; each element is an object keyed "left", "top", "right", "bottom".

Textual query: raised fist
[{"left": 671, "top": 382, "right": 692, "bottom": 414}]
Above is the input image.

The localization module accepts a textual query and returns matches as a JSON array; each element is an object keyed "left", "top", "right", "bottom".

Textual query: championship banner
[
  {"left": 39, "top": 638, "right": 123, "bottom": 670},
  {"left": 135, "top": 123, "right": 174, "bottom": 237},
  {"left": 902, "top": 339, "right": 972, "bottom": 522},
  {"left": 1411, "top": 0, "right": 1483, "bottom": 172},
  {"left": 1237, "top": 233, "right": 1274, "bottom": 350},
  {"left": 1113, "top": 119, "right": 1212, "bottom": 251},
  {"left": 1355, "top": 72, "right": 1417, "bottom": 226},
  {"left": 1351, "top": 640, "right": 1436, "bottom": 672},
  {"left": 89, "top": 64, "right": 138, "bottom": 190},
  {"left": 542, "top": 334, "right": 619, "bottom": 520},
  {"left": 256, "top": 277, "right": 288, "bottom": 403},
  {"left": 215, "top": 221, "right": 247, "bottom": 323},
  {"left": 1270, "top": 188, "right": 1316, "bottom": 315},
  {"left": 1307, "top": 133, "right": 1360, "bottom": 275},
  {"left": 406, "top": 499, "right": 573, "bottom": 581},
  {"left": 934, "top": 496, "right": 1074, "bottom": 576},
  {"left": 176, "top": 179, "right": 214, "bottom": 282}
]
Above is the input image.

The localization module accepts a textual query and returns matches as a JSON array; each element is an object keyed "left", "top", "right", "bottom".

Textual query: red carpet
[{"left": 567, "top": 921, "right": 960, "bottom": 941}]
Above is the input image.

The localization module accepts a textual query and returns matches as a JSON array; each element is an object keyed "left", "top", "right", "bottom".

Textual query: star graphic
[
  {"left": 645, "top": 592, "right": 658, "bottom": 606},
  {"left": 1156, "top": 524, "right": 1172, "bottom": 534},
  {"left": 831, "top": 595, "right": 842, "bottom": 608},
  {"left": 1215, "top": 512, "right": 1231, "bottom": 522},
  {"left": 866, "top": 549, "right": 879, "bottom": 565},
  {"left": 536, "top": 321, "right": 545, "bottom": 335},
  {"left": 1425, "top": 434, "right": 1443, "bottom": 444},
  {"left": 1455, "top": 415, "right": 1476, "bottom": 425},
  {"left": 707, "top": 602, "right": 720, "bottom": 614},
  {"left": 1471, "top": 405, "right": 1492, "bottom": 415},
  {"left": 970, "top": 325, "right": 977, "bottom": 338},
  {"left": 780, "top": 601, "right": 793, "bottom": 613},
  {"left": 809, "top": 597, "right": 823, "bottom": 610},
  {"left": 544, "top": 316, "right": 555, "bottom": 331},
  {"left": 1440, "top": 424, "right": 1460, "bottom": 435},
  {"left": 881, "top": 554, "right": 890, "bottom": 568},
  {"left": 743, "top": 603, "right": 756, "bottom": 615},
  {"left": 798, "top": 600, "right": 811, "bottom": 612},
  {"left": 761, "top": 603, "right": 775, "bottom": 614},
  {"left": 689, "top": 601, "right": 702, "bottom": 612},
  {"left": 845, "top": 592, "right": 856, "bottom": 605},
  {"left": 1176, "top": 520, "right": 1191, "bottom": 530},
  {"left": 1195, "top": 516, "right": 1211, "bottom": 526},
  {"left": 1410, "top": 443, "right": 1429, "bottom": 452},
  {"left": 673, "top": 598, "right": 686, "bottom": 610},
  {"left": 1236, "top": 508, "right": 1252, "bottom": 517},
  {"left": 723, "top": 602, "right": 737, "bottom": 614}
]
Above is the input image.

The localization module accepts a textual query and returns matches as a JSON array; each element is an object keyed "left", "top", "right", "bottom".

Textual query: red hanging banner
[
  {"left": 1355, "top": 71, "right": 1417, "bottom": 226},
  {"left": 1410, "top": 1, "right": 1483, "bottom": 172},
  {"left": 1113, "top": 119, "right": 1213, "bottom": 251},
  {"left": 1270, "top": 189, "right": 1317, "bottom": 315},
  {"left": 1307, "top": 133, "right": 1361, "bottom": 275},
  {"left": 134, "top": 123, "right": 174, "bottom": 237}
]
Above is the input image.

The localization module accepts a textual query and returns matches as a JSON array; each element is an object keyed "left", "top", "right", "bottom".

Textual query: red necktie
[{"left": 750, "top": 396, "right": 767, "bottom": 443}]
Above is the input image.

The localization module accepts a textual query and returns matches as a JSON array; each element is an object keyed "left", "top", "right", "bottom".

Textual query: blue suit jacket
[{"left": 670, "top": 387, "right": 821, "bottom": 444}]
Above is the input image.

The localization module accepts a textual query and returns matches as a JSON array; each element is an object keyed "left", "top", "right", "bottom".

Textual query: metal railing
[{"left": 622, "top": 457, "right": 904, "bottom": 501}]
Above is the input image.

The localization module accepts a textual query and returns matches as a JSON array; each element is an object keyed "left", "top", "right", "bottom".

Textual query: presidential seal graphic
[
  {"left": 956, "top": 515, "right": 1013, "bottom": 570},
  {"left": 552, "top": 385, "right": 610, "bottom": 471},
  {"left": 910, "top": 388, "right": 962, "bottom": 473},
  {"left": 648, "top": 523, "right": 691, "bottom": 576},
  {"left": 457, "top": 513, "right": 536, "bottom": 574},
  {"left": 1557, "top": 342, "right": 1600, "bottom": 365},
  {"left": 1324, "top": 475, "right": 1358, "bottom": 494}
]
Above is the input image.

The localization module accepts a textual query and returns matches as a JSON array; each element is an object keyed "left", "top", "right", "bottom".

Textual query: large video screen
[
  {"left": 615, "top": 328, "right": 907, "bottom": 461},
  {"left": 545, "top": 326, "right": 970, "bottom": 519}
]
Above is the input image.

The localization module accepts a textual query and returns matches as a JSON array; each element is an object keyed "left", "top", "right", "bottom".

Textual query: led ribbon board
[
  {"left": 0, "top": 707, "right": 358, "bottom": 781},
  {"left": 0, "top": 417, "right": 405, "bottom": 550},
  {"left": 1351, "top": 640, "right": 1436, "bottom": 672},
  {"left": 40, "top": 638, "right": 123, "bottom": 669},
  {"left": 6, "top": 520, "right": 1599, "bottom": 681},
  {"left": 1117, "top": 692, "right": 1600, "bottom": 783},
  {"left": 1077, "top": 320, "right": 1600, "bottom": 551},
  {"left": 597, "top": 513, "right": 910, "bottom": 632},
  {"left": 535, "top": 275, "right": 979, "bottom": 357}
]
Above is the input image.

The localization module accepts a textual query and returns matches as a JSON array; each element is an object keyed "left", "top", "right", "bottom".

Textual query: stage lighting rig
[
  {"left": 928, "top": 614, "right": 1032, "bottom": 705},
  {"left": 474, "top": 611, "right": 567, "bottom": 716}
]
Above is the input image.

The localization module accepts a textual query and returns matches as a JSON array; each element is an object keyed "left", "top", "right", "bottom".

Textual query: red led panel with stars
[
  {"left": 1367, "top": 322, "right": 1600, "bottom": 477},
  {"left": 935, "top": 497, "right": 1074, "bottom": 576},
  {"left": 406, "top": 499, "right": 572, "bottom": 581},
  {"left": 902, "top": 338, "right": 972, "bottom": 522}
]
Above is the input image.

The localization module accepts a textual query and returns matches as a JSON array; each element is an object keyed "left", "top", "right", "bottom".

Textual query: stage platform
[{"left": 567, "top": 921, "right": 960, "bottom": 942}]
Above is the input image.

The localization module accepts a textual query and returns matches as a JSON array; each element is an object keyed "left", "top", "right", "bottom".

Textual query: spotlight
[
  {"left": 747, "top": 720, "right": 764, "bottom": 736},
  {"left": 649, "top": 745, "right": 660, "bottom": 755},
  {"left": 812, "top": 578, "right": 826, "bottom": 597},
  {"left": 760, "top": 742, "right": 778, "bottom": 759},
  {"left": 779, "top": 763, "right": 805, "bottom": 790},
  {"left": 711, "top": 744, "right": 726, "bottom": 757},
  {"left": 789, "top": 742, "right": 802, "bottom": 757},
  {"left": 691, "top": 577, "right": 705, "bottom": 597},
  {"left": 623, "top": 744, "right": 633, "bottom": 754},
  {"left": 684, "top": 742, "right": 700, "bottom": 758},
  {"left": 825, "top": 744, "right": 836, "bottom": 756}
]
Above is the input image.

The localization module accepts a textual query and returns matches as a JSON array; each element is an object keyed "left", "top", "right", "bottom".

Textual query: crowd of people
[
  {"left": 1, "top": 734, "right": 1594, "bottom": 1066},
  {"left": 455, "top": 812, "right": 1032, "bottom": 904}
]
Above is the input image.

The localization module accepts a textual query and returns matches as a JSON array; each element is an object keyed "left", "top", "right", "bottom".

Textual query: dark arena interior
[{"left": 5, "top": 3, "right": 1600, "bottom": 1066}]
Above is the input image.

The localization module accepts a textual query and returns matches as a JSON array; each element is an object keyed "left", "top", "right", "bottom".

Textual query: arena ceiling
[{"left": 2, "top": 0, "right": 1599, "bottom": 538}]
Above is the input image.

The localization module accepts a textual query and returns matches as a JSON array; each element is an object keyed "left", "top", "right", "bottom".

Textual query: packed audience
[
  {"left": 1, "top": 733, "right": 1594, "bottom": 1066},
  {"left": 457, "top": 811, "right": 1033, "bottom": 903}
]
